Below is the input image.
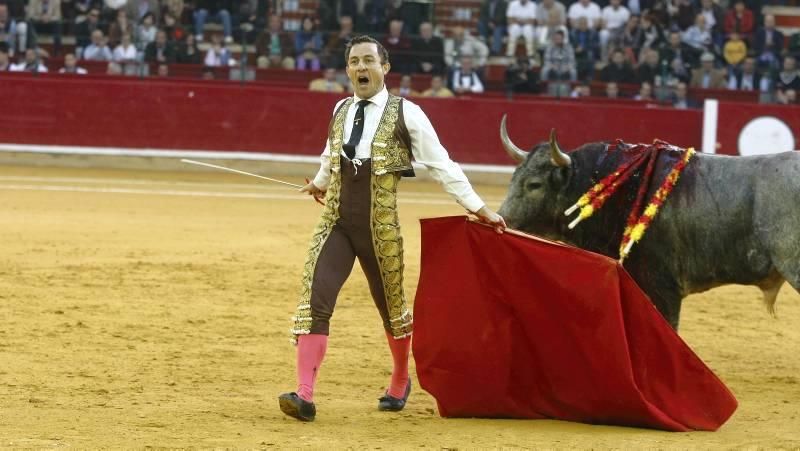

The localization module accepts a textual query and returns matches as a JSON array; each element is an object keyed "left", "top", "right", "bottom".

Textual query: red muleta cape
[{"left": 412, "top": 216, "right": 737, "bottom": 431}]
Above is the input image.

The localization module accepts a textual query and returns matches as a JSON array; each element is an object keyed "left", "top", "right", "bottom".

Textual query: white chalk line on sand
[
  {"left": 0, "top": 176, "right": 506, "bottom": 202},
  {"left": 0, "top": 183, "right": 495, "bottom": 206}
]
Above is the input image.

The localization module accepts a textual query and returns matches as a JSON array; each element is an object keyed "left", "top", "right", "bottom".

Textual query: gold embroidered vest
[{"left": 290, "top": 94, "right": 414, "bottom": 344}]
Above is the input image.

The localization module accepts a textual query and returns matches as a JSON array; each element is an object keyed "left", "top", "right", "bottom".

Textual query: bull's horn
[
  {"left": 549, "top": 128, "right": 571, "bottom": 167},
  {"left": 500, "top": 115, "right": 528, "bottom": 164}
]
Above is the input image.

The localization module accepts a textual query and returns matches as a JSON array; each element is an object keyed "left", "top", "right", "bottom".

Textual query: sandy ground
[{"left": 0, "top": 165, "right": 798, "bottom": 449}]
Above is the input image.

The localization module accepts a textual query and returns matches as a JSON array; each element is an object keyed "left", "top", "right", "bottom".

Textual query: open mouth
[{"left": 357, "top": 75, "right": 369, "bottom": 87}]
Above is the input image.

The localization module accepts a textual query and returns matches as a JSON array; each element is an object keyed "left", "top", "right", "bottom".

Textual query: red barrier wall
[
  {"left": 0, "top": 72, "right": 732, "bottom": 165},
  {"left": 716, "top": 103, "right": 800, "bottom": 155}
]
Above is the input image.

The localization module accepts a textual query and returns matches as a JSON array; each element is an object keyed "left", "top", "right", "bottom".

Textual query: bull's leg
[
  {"left": 648, "top": 291, "right": 683, "bottom": 331},
  {"left": 630, "top": 268, "right": 684, "bottom": 330}
]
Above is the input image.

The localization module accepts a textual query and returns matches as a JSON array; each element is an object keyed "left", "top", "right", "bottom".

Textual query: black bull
[{"left": 496, "top": 116, "right": 800, "bottom": 329}]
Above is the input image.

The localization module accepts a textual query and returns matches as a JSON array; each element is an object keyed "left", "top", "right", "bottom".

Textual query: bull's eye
[{"left": 525, "top": 181, "right": 543, "bottom": 191}]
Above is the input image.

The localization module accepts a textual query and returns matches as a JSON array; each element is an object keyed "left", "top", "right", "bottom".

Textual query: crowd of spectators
[{"left": 1, "top": 0, "right": 799, "bottom": 105}]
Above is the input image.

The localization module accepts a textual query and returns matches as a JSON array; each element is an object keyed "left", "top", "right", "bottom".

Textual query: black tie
[{"left": 343, "top": 100, "right": 370, "bottom": 160}]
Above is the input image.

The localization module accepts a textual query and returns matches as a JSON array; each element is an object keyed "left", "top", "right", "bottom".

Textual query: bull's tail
[{"left": 759, "top": 278, "right": 784, "bottom": 318}]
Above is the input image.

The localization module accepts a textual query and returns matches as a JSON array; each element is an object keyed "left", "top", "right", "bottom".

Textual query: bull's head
[{"left": 497, "top": 115, "right": 574, "bottom": 239}]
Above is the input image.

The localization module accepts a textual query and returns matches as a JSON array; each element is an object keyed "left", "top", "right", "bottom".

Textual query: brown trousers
[{"left": 308, "top": 158, "right": 393, "bottom": 335}]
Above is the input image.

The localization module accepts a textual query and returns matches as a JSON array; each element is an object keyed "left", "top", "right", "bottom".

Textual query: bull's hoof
[
  {"left": 378, "top": 379, "right": 412, "bottom": 412},
  {"left": 279, "top": 392, "right": 316, "bottom": 421}
]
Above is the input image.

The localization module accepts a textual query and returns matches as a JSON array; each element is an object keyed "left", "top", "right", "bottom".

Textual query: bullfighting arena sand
[{"left": 1, "top": 164, "right": 799, "bottom": 449}]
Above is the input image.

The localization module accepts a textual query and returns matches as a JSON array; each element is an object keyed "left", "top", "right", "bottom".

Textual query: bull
[{"left": 497, "top": 115, "right": 800, "bottom": 329}]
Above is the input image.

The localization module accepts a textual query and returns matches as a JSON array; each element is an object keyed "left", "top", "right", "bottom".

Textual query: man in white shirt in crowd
[
  {"left": 599, "top": 0, "right": 630, "bottom": 58},
  {"left": 451, "top": 55, "right": 486, "bottom": 93},
  {"left": 59, "top": 52, "right": 88, "bottom": 74},
  {"left": 10, "top": 47, "right": 47, "bottom": 72},
  {"left": 568, "top": 0, "right": 602, "bottom": 29},
  {"left": 82, "top": 29, "right": 113, "bottom": 61},
  {"left": 506, "top": 0, "right": 538, "bottom": 58},
  {"left": 279, "top": 35, "right": 505, "bottom": 422}
]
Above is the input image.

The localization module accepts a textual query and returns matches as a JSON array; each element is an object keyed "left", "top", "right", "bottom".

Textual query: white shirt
[
  {"left": 59, "top": 66, "right": 88, "bottom": 74},
  {"left": 313, "top": 87, "right": 485, "bottom": 213},
  {"left": 601, "top": 5, "right": 630, "bottom": 30},
  {"left": 568, "top": 1, "right": 602, "bottom": 28},
  {"left": 507, "top": 0, "right": 538, "bottom": 23},
  {"left": 113, "top": 44, "right": 137, "bottom": 62}
]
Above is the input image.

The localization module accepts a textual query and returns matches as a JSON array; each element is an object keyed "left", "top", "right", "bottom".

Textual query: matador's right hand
[{"left": 301, "top": 180, "right": 326, "bottom": 206}]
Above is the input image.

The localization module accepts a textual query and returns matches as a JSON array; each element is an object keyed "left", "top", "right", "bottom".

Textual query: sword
[{"left": 180, "top": 159, "right": 325, "bottom": 205}]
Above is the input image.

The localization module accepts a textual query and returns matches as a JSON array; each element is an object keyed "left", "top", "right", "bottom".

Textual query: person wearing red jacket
[{"left": 723, "top": 0, "right": 754, "bottom": 41}]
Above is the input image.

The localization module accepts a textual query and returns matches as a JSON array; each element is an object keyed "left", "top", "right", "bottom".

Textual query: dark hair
[
  {"left": 344, "top": 35, "right": 389, "bottom": 65},
  {"left": 0, "top": 42, "right": 8, "bottom": 54}
]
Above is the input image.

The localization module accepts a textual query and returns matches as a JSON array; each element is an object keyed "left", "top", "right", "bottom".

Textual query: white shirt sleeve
[
  {"left": 402, "top": 101, "right": 485, "bottom": 213},
  {"left": 312, "top": 98, "right": 348, "bottom": 190}
]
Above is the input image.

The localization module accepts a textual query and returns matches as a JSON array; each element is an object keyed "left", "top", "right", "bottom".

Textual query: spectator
[
  {"left": 754, "top": 15, "right": 784, "bottom": 70},
  {"left": 145, "top": 29, "right": 176, "bottom": 63},
  {"left": 571, "top": 16, "right": 599, "bottom": 80},
  {"left": 113, "top": 32, "right": 138, "bottom": 73},
  {"left": 788, "top": 31, "right": 800, "bottom": 59},
  {"left": 478, "top": 0, "right": 508, "bottom": 55},
  {"left": 412, "top": 21, "right": 445, "bottom": 75},
  {"left": 422, "top": 74, "right": 455, "bottom": 97},
  {"left": 308, "top": 67, "right": 345, "bottom": 93},
  {"left": 450, "top": 55, "right": 485, "bottom": 94},
  {"left": 156, "top": 62, "right": 168, "bottom": 76},
  {"left": 777, "top": 88, "right": 796, "bottom": 105},
  {"left": 775, "top": 56, "right": 800, "bottom": 101},
  {"left": 636, "top": 14, "right": 664, "bottom": 56},
  {"left": 637, "top": 47, "right": 660, "bottom": 83},
  {"left": 661, "top": 30, "right": 695, "bottom": 72},
  {"left": 58, "top": 53, "right": 89, "bottom": 75},
  {"left": 723, "top": 0, "right": 753, "bottom": 40},
  {"left": 363, "top": 0, "right": 388, "bottom": 33},
  {"left": 444, "top": 25, "right": 489, "bottom": 69},
  {"left": 162, "top": 10, "right": 186, "bottom": 42},
  {"left": 723, "top": 32, "right": 747, "bottom": 68},
  {"left": 690, "top": 51, "right": 726, "bottom": 88},
  {"left": 83, "top": 29, "right": 113, "bottom": 60},
  {"left": 390, "top": 74, "right": 420, "bottom": 96},
  {"left": 176, "top": 32, "right": 202, "bottom": 64},
  {"left": 600, "top": 48, "right": 636, "bottom": 83},
  {"left": 634, "top": 81, "right": 653, "bottom": 100},
  {"left": 506, "top": 0, "right": 537, "bottom": 58},
  {"left": 136, "top": 12, "right": 158, "bottom": 50},
  {"left": 541, "top": 29, "right": 577, "bottom": 82},
  {"left": 234, "top": 0, "right": 261, "bottom": 42},
  {"left": 0, "top": 42, "right": 10, "bottom": 71},
  {"left": 536, "top": 10, "right": 568, "bottom": 61},
  {"left": 536, "top": 0, "right": 566, "bottom": 28},
  {"left": 201, "top": 65, "right": 215, "bottom": 79},
  {"left": 728, "top": 56, "right": 768, "bottom": 92},
  {"left": 108, "top": 9, "right": 133, "bottom": 48},
  {"left": 163, "top": 0, "right": 184, "bottom": 20},
  {"left": 570, "top": 82, "right": 591, "bottom": 97},
  {"left": 27, "top": 0, "right": 63, "bottom": 56},
  {"left": 619, "top": 15, "right": 641, "bottom": 61},
  {"left": 126, "top": 0, "right": 160, "bottom": 24},
  {"left": 674, "top": 0, "right": 696, "bottom": 31},
  {"left": 255, "top": 14, "right": 294, "bottom": 69},
  {"left": 203, "top": 32, "right": 231, "bottom": 66},
  {"left": 294, "top": 16, "right": 322, "bottom": 71},
  {"left": 672, "top": 81, "right": 698, "bottom": 108},
  {"left": 605, "top": 80, "right": 620, "bottom": 97},
  {"left": 599, "top": 0, "right": 630, "bottom": 59},
  {"left": 75, "top": 7, "right": 103, "bottom": 56},
  {"left": 696, "top": 0, "right": 723, "bottom": 45},
  {"left": 10, "top": 47, "right": 48, "bottom": 72},
  {"left": 107, "top": 61, "right": 123, "bottom": 74},
  {"left": 682, "top": 14, "right": 712, "bottom": 54},
  {"left": 568, "top": 0, "right": 602, "bottom": 29},
  {"left": 505, "top": 56, "right": 540, "bottom": 93},
  {"left": 382, "top": 19, "right": 413, "bottom": 73},
  {"left": 194, "top": 0, "right": 233, "bottom": 43},
  {"left": 0, "top": 3, "right": 28, "bottom": 57},
  {"left": 322, "top": 15, "right": 354, "bottom": 70}
]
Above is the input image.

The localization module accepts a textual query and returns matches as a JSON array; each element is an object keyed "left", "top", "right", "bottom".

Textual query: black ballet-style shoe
[
  {"left": 378, "top": 378, "right": 412, "bottom": 412},
  {"left": 278, "top": 392, "right": 316, "bottom": 421}
]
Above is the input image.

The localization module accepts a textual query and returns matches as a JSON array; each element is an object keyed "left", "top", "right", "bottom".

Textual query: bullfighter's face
[{"left": 346, "top": 42, "right": 389, "bottom": 100}]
